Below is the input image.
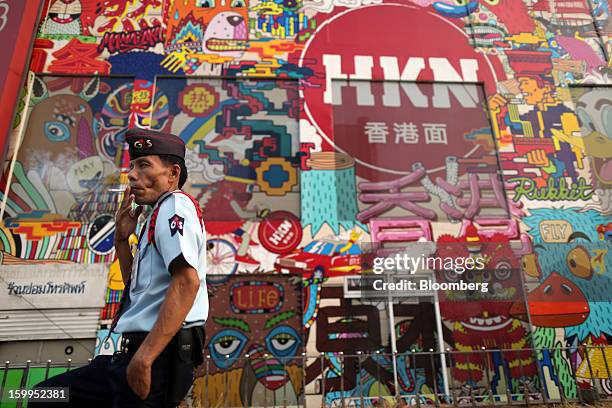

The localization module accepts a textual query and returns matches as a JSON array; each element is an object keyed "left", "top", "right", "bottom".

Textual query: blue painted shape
[
  {"left": 524, "top": 209, "right": 612, "bottom": 339},
  {"left": 433, "top": 1, "right": 478, "bottom": 18},
  {"left": 263, "top": 164, "right": 290, "bottom": 188}
]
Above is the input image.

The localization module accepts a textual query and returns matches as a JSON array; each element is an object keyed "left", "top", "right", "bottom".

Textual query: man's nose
[{"left": 127, "top": 168, "right": 137, "bottom": 182}]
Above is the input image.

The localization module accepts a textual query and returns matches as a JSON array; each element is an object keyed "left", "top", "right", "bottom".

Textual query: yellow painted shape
[
  {"left": 576, "top": 347, "right": 612, "bottom": 379},
  {"left": 107, "top": 259, "right": 125, "bottom": 291},
  {"left": 107, "top": 233, "right": 138, "bottom": 291},
  {"left": 592, "top": 249, "right": 607, "bottom": 275},
  {"left": 508, "top": 104, "right": 534, "bottom": 137},
  {"left": 506, "top": 32, "right": 544, "bottom": 44}
]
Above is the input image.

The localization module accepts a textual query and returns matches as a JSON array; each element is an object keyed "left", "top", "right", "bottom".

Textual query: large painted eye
[
  {"left": 266, "top": 326, "right": 301, "bottom": 359},
  {"left": 231, "top": 0, "right": 246, "bottom": 7},
  {"left": 494, "top": 260, "right": 512, "bottom": 281},
  {"left": 601, "top": 105, "right": 612, "bottom": 137},
  {"left": 444, "top": 269, "right": 460, "bottom": 282},
  {"left": 577, "top": 108, "right": 596, "bottom": 134},
  {"left": 209, "top": 329, "right": 247, "bottom": 369},
  {"left": 44, "top": 122, "right": 70, "bottom": 142},
  {"left": 483, "top": 0, "right": 500, "bottom": 5},
  {"left": 521, "top": 253, "right": 541, "bottom": 278},
  {"left": 197, "top": 0, "right": 215, "bottom": 7},
  {"left": 213, "top": 334, "right": 244, "bottom": 355},
  {"left": 271, "top": 334, "right": 296, "bottom": 352},
  {"left": 566, "top": 245, "right": 592, "bottom": 280}
]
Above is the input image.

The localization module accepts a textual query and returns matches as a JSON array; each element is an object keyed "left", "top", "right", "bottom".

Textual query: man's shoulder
[
  {"left": 156, "top": 191, "right": 203, "bottom": 229},
  {"left": 158, "top": 191, "right": 195, "bottom": 212}
]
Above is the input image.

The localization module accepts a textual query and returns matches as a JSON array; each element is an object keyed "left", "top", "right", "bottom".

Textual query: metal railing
[{"left": 1, "top": 346, "right": 610, "bottom": 407}]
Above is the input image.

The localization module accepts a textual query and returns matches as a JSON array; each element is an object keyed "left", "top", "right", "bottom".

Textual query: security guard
[{"left": 31, "top": 129, "right": 208, "bottom": 407}]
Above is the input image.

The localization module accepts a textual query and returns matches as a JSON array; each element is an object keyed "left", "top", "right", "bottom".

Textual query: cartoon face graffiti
[
  {"left": 44, "top": 0, "right": 83, "bottom": 35},
  {"left": 435, "top": 228, "right": 537, "bottom": 384},
  {"left": 193, "top": 276, "right": 302, "bottom": 407},
  {"left": 92, "top": 81, "right": 170, "bottom": 162},
  {"left": 201, "top": 9, "right": 248, "bottom": 57},
  {"left": 522, "top": 209, "right": 612, "bottom": 341},
  {"left": 93, "top": 83, "right": 132, "bottom": 162},
  {"left": 518, "top": 76, "right": 555, "bottom": 108},
  {"left": 21, "top": 77, "right": 98, "bottom": 175},
  {"left": 436, "top": 232, "right": 522, "bottom": 323},
  {"left": 165, "top": 0, "right": 249, "bottom": 58},
  {"left": 574, "top": 88, "right": 612, "bottom": 188}
]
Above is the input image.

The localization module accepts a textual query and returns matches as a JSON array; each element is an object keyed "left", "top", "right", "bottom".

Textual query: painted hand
[{"left": 526, "top": 149, "right": 551, "bottom": 168}]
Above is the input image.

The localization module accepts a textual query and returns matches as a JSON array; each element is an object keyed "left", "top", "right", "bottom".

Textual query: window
[{"left": 150, "top": 77, "right": 300, "bottom": 222}]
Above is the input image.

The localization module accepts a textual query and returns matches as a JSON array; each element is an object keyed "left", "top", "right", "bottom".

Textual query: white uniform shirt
[{"left": 115, "top": 190, "right": 208, "bottom": 333}]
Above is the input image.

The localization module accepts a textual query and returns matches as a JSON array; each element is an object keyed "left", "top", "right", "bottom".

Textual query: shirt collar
[{"left": 153, "top": 189, "right": 180, "bottom": 208}]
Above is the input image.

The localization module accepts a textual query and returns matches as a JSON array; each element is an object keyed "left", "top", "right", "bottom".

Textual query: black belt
[
  {"left": 120, "top": 331, "right": 148, "bottom": 355},
  {"left": 119, "top": 326, "right": 205, "bottom": 362}
]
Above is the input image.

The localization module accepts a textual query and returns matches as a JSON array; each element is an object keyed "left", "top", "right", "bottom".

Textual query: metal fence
[{"left": 1, "top": 346, "right": 611, "bottom": 407}]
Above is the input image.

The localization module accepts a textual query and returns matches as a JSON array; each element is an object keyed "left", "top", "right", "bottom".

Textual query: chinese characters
[{"left": 365, "top": 122, "right": 448, "bottom": 144}]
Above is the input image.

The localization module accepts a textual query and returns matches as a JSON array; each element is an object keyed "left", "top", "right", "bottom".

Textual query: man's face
[
  {"left": 128, "top": 155, "right": 175, "bottom": 205},
  {"left": 518, "top": 77, "right": 550, "bottom": 106}
]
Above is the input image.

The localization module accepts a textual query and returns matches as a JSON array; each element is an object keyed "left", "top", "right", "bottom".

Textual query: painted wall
[{"left": 2, "top": 0, "right": 611, "bottom": 405}]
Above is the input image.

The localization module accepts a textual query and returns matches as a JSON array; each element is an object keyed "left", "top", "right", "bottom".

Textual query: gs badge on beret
[
  {"left": 134, "top": 139, "right": 153, "bottom": 149},
  {"left": 169, "top": 215, "right": 185, "bottom": 236}
]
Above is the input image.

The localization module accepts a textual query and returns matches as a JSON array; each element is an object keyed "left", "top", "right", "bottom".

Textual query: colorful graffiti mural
[
  {"left": 2, "top": 0, "right": 611, "bottom": 405},
  {"left": 436, "top": 230, "right": 537, "bottom": 398},
  {"left": 188, "top": 275, "right": 303, "bottom": 406},
  {"left": 1, "top": 75, "right": 132, "bottom": 263},
  {"left": 522, "top": 208, "right": 612, "bottom": 398}
]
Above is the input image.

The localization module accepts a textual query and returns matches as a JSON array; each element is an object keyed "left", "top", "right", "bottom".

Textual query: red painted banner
[
  {"left": 332, "top": 81, "right": 497, "bottom": 181},
  {"left": 97, "top": 25, "right": 165, "bottom": 54},
  {"left": 0, "top": 0, "right": 44, "bottom": 164},
  {"left": 299, "top": 3, "right": 506, "bottom": 180}
]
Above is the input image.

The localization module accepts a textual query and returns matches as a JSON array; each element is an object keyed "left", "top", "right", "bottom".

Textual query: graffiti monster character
[
  {"left": 436, "top": 226, "right": 538, "bottom": 394},
  {"left": 190, "top": 277, "right": 303, "bottom": 407},
  {"left": 165, "top": 0, "right": 249, "bottom": 59},
  {"left": 43, "top": 0, "right": 94, "bottom": 35}
]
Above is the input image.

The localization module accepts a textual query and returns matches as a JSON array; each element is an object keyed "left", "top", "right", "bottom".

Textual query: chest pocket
[{"left": 131, "top": 244, "right": 153, "bottom": 294}]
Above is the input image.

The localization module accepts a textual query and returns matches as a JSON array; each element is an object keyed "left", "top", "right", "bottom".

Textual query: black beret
[{"left": 125, "top": 128, "right": 185, "bottom": 161}]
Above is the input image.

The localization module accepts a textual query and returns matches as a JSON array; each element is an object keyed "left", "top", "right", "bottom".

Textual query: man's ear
[{"left": 170, "top": 163, "right": 181, "bottom": 183}]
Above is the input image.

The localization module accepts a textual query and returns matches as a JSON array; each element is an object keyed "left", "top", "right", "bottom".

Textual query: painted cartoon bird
[
  {"left": 521, "top": 209, "right": 612, "bottom": 341},
  {"left": 519, "top": 209, "right": 612, "bottom": 395}
]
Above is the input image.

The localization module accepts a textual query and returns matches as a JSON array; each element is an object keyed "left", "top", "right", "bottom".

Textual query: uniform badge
[
  {"left": 133, "top": 138, "right": 153, "bottom": 149},
  {"left": 169, "top": 215, "right": 185, "bottom": 236}
]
